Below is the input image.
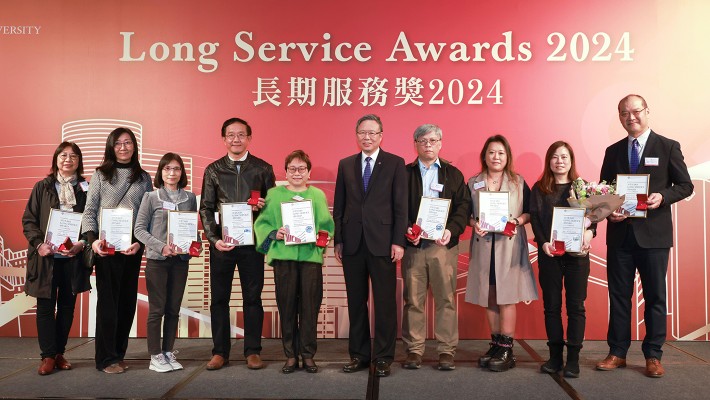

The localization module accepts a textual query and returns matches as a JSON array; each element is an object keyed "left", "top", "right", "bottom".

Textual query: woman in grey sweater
[
  {"left": 81, "top": 127, "right": 152, "bottom": 374},
  {"left": 134, "top": 153, "right": 198, "bottom": 373}
]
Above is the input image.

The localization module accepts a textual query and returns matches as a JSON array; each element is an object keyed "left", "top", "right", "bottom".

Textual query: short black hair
[
  {"left": 284, "top": 150, "right": 312, "bottom": 171},
  {"left": 221, "top": 117, "right": 252, "bottom": 137}
]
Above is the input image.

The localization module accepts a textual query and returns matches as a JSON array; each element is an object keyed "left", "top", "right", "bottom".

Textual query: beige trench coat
[{"left": 464, "top": 172, "right": 538, "bottom": 306}]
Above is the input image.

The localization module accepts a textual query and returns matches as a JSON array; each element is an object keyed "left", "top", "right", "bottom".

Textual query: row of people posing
[{"left": 23, "top": 94, "right": 692, "bottom": 380}]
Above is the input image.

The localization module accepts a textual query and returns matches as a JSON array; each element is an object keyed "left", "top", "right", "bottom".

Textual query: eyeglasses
[
  {"left": 619, "top": 108, "right": 647, "bottom": 118},
  {"left": 114, "top": 140, "right": 134, "bottom": 149},
  {"left": 415, "top": 138, "right": 441, "bottom": 146},
  {"left": 287, "top": 166, "right": 308, "bottom": 174},
  {"left": 225, "top": 133, "right": 249, "bottom": 142},
  {"left": 58, "top": 153, "right": 79, "bottom": 161},
  {"left": 356, "top": 130, "right": 382, "bottom": 138},
  {"left": 163, "top": 166, "right": 182, "bottom": 174}
]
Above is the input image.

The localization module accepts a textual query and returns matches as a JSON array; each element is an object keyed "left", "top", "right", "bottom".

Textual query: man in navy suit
[
  {"left": 596, "top": 94, "right": 693, "bottom": 377},
  {"left": 333, "top": 114, "right": 408, "bottom": 377}
]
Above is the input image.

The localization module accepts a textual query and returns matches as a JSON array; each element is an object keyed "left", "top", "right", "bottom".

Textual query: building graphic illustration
[{"left": 0, "top": 120, "right": 709, "bottom": 341}]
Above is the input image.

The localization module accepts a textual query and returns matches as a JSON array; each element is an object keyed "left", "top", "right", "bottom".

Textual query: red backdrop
[{"left": 1, "top": 0, "right": 709, "bottom": 341}]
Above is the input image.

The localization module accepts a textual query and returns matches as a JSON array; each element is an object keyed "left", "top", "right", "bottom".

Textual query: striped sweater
[{"left": 81, "top": 167, "right": 153, "bottom": 241}]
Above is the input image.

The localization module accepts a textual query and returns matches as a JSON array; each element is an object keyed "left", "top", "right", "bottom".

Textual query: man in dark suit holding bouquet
[{"left": 597, "top": 94, "right": 693, "bottom": 377}]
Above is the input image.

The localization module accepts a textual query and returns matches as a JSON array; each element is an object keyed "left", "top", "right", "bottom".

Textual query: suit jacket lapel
[
  {"left": 635, "top": 131, "right": 656, "bottom": 174},
  {"left": 365, "top": 151, "right": 385, "bottom": 199}
]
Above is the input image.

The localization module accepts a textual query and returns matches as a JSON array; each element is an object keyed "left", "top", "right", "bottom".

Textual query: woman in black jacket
[
  {"left": 22, "top": 142, "right": 91, "bottom": 376},
  {"left": 530, "top": 141, "right": 595, "bottom": 378}
]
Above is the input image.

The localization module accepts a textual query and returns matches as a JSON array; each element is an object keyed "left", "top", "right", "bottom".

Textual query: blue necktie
[
  {"left": 630, "top": 139, "right": 640, "bottom": 173},
  {"left": 363, "top": 157, "right": 372, "bottom": 192}
]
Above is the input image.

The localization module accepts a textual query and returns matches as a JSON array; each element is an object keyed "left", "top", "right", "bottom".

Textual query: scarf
[{"left": 56, "top": 173, "right": 77, "bottom": 208}]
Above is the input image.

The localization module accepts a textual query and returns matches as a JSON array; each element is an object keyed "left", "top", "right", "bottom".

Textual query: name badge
[
  {"left": 163, "top": 201, "right": 176, "bottom": 210},
  {"left": 430, "top": 183, "right": 444, "bottom": 192},
  {"left": 292, "top": 195, "right": 305, "bottom": 201},
  {"left": 214, "top": 211, "right": 220, "bottom": 225},
  {"left": 473, "top": 181, "right": 486, "bottom": 190},
  {"left": 645, "top": 157, "right": 659, "bottom": 167},
  {"left": 79, "top": 181, "right": 89, "bottom": 192}
]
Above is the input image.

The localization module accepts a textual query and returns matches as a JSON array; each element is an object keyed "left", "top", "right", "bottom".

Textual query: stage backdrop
[{"left": 1, "top": 0, "right": 709, "bottom": 342}]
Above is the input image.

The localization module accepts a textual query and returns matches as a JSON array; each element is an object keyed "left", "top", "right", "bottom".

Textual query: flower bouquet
[{"left": 567, "top": 178, "right": 625, "bottom": 223}]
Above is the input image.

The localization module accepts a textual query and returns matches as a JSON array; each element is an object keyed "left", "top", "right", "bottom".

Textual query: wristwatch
[{"left": 512, "top": 217, "right": 520, "bottom": 226}]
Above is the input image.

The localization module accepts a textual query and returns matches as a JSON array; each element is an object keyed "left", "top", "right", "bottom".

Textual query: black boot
[
  {"left": 488, "top": 335, "right": 515, "bottom": 372},
  {"left": 564, "top": 344, "right": 581, "bottom": 378},
  {"left": 479, "top": 334, "right": 501, "bottom": 368},
  {"left": 540, "top": 342, "right": 564, "bottom": 373}
]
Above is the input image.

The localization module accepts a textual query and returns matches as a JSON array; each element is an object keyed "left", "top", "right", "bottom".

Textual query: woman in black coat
[{"left": 22, "top": 142, "right": 91, "bottom": 376}]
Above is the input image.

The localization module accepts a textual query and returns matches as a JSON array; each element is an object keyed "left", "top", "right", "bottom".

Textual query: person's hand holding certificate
[
  {"left": 45, "top": 209, "right": 83, "bottom": 254},
  {"left": 550, "top": 207, "right": 586, "bottom": 254},
  {"left": 415, "top": 197, "right": 451, "bottom": 241},
  {"left": 616, "top": 174, "right": 650, "bottom": 218},
  {"left": 167, "top": 211, "right": 198, "bottom": 254},
  {"left": 220, "top": 202, "right": 255, "bottom": 247},
  {"left": 478, "top": 191, "right": 510, "bottom": 233},
  {"left": 280, "top": 200, "right": 316, "bottom": 245},
  {"left": 99, "top": 207, "right": 133, "bottom": 252}
]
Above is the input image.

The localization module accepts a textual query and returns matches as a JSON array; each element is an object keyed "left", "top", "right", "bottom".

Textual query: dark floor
[{"left": 0, "top": 338, "right": 707, "bottom": 399}]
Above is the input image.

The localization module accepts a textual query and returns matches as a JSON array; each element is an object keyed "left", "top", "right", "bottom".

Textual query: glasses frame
[
  {"left": 619, "top": 108, "right": 647, "bottom": 119},
  {"left": 415, "top": 138, "right": 441, "bottom": 146},
  {"left": 356, "top": 131, "right": 382, "bottom": 138},
  {"left": 286, "top": 166, "right": 309, "bottom": 174}
]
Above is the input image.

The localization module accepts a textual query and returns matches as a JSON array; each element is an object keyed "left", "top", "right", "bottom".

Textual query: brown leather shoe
[
  {"left": 118, "top": 361, "right": 129, "bottom": 370},
  {"left": 246, "top": 354, "right": 264, "bottom": 370},
  {"left": 645, "top": 358, "right": 665, "bottom": 378},
  {"left": 596, "top": 355, "right": 627, "bottom": 371},
  {"left": 437, "top": 353, "right": 456, "bottom": 371},
  {"left": 403, "top": 353, "right": 422, "bottom": 369},
  {"left": 38, "top": 357, "right": 55, "bottom": 375},
  {"left": 55, "top": 354, "right": 72, "bottom": 370},
  {"left": 102, "top": 363, "right": 124, "bottom": 374},
  {"left": 206, "top": 354, "right": 229, "bottom": 370}
]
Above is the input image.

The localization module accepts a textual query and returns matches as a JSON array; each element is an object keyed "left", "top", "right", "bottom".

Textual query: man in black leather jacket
[{"left": 199, "top": 117, "right": 275, "bottom": 371}]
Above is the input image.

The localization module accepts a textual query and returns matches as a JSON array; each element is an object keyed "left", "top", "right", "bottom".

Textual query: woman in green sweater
[{"left": 255, "top": 150, "right": 334, "bottom": 374}]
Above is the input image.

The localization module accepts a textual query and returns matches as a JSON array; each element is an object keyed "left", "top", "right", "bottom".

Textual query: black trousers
[
  {"left": 342, "top": 237, "right": 397, "bottom": 362},
  {"left": 537, "top": 252, "right": 589, "bottom": 348},
  {"left": 209, "top": 245, "right": 264, "bottom": 358},
  {"left": 36, "top": 258, "right": 77, "bottom": 359},
  {"left": 94, "top": 248, "right": 143, "bottom": 370},
  {"left": 272, "top": 260, "right": 323, "bottom": 359},
  {"left": 607, "top": 228, "right": 669, "bottom": 360},
  {"left": 145, "top": 258, "right": 189, "bottom": 355}
]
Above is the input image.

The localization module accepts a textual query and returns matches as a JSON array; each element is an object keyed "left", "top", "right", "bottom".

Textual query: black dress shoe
[
  {"left": 375, "top": 360, "right": 391, "bottom": 377},
  {"left": 303, "top": 358, "right": 318, "bottom": 373},
  {"left": 343, "top": 357, "right": 370, "bottom": 373},
  {"left": 282, "top": 358, "right": 298, "bottom": 374}
]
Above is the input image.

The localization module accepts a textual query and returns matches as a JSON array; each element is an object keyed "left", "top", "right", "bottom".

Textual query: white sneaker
[
  {"left": 164, "top": 351, "right": 183, "bottom": 370},
  {"left": 149, "top": 353, "right": 173, "bottom": 373}
]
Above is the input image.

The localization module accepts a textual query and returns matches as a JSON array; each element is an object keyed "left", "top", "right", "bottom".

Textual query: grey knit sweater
[
  {"left": 81, "top": 168, "right": 153, "bottom": 240},
  {"left": 134, "top": 187, "right": 198, "bottom": 260}
]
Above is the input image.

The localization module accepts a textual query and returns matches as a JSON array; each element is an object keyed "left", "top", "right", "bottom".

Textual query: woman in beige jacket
[{"left": 465, "top": 135, "right": 538, "bottom": 372}]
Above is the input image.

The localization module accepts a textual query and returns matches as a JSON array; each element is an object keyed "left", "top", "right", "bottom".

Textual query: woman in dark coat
[{"left": 22, "top": 142, "right": 92, "bottom": 375}]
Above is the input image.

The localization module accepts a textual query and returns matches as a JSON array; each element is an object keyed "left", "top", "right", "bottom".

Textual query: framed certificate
[
  {"left": 415, "top": 197, "right": 451, "bottom": 240},
  {"left": 99, "top": 207, "right": 133, "bottom": 251},
  {"left": 478, "top": 191, "right": 510, "bottom": 233},
  {"left": 281, "top": 200, "right": 316, "bottom": 245},
  {"left": 167, "top": 211, "right": 198, "bottom": 254},
  {"left": 616, "top": 174, "right": 650, "bottom": 218},
  {"left": 45, "top": 209, "right": 83, "bottom": 251},
  {"left": 550, "top": 207, "right": 586, "bottom": 253},
  {"left": 220, "top": 202, "right": 254, "bottom": 246}
]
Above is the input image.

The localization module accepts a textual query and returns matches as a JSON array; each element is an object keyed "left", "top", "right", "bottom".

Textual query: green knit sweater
[{"left": 254, "top": 185, "right": 334, "bottom": 266}]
